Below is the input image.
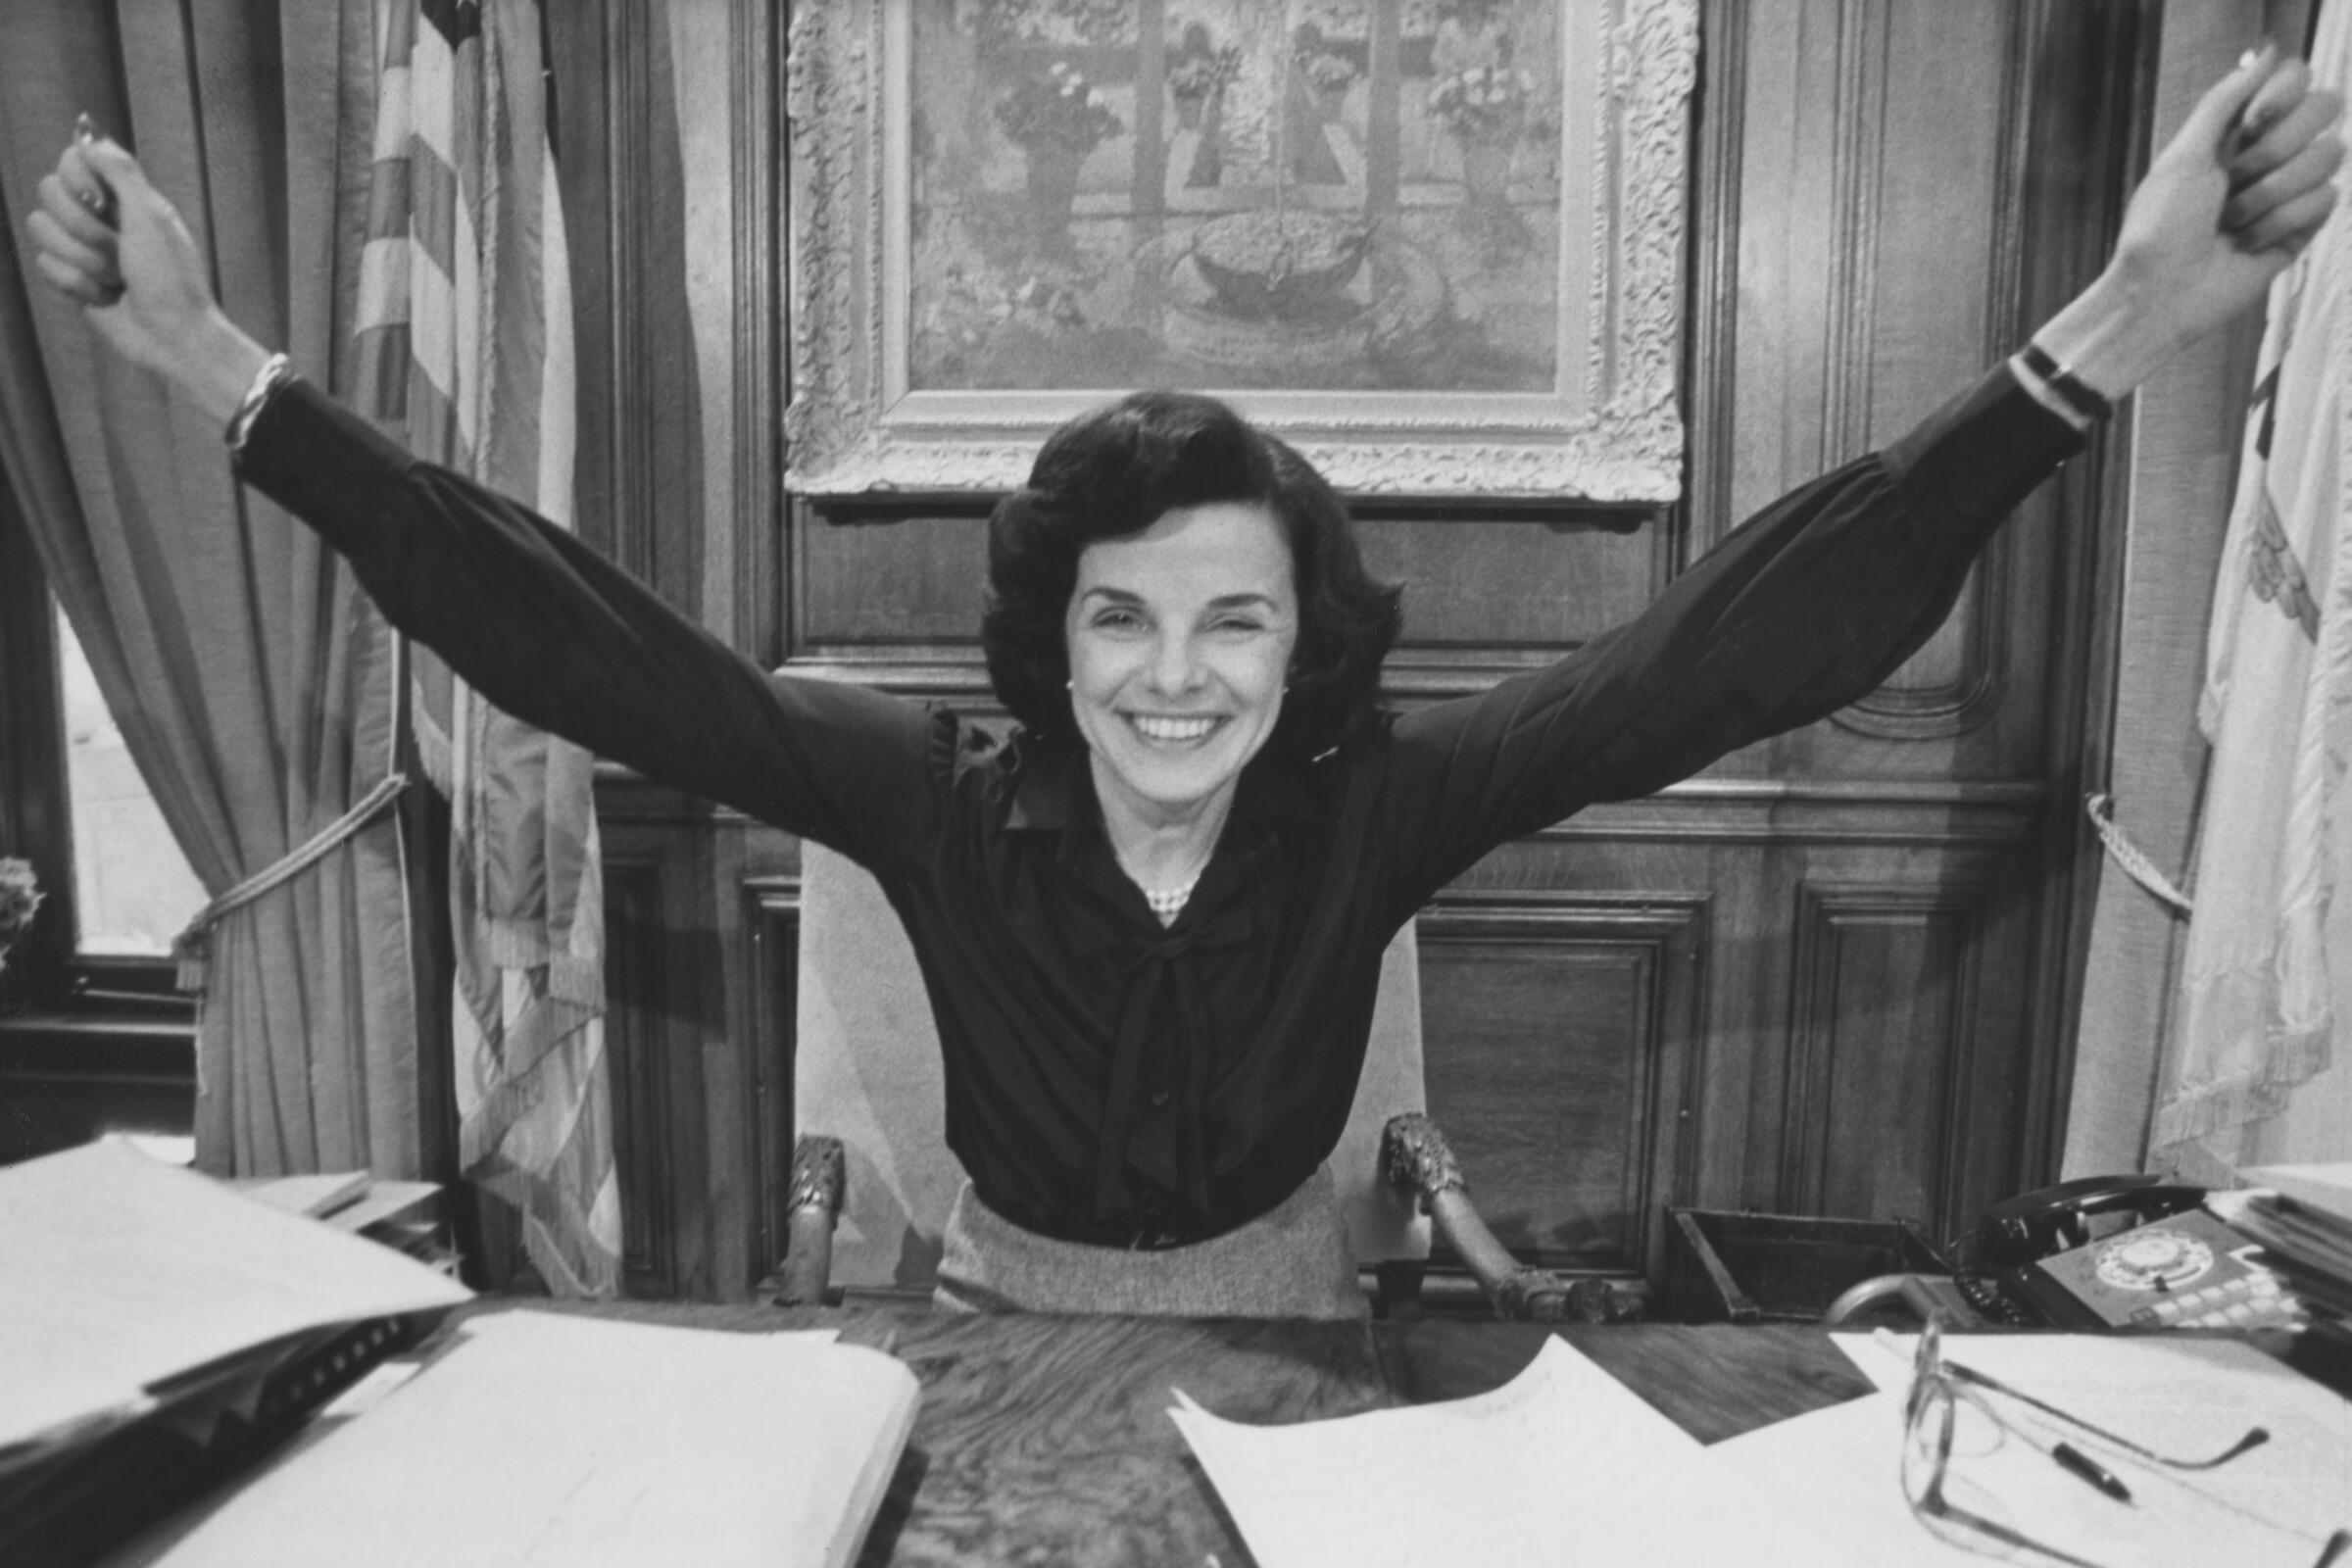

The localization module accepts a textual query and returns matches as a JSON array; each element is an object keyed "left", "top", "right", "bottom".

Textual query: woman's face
[{"left": 1064, "top": 501, "right": 1299, "bottom": 827}]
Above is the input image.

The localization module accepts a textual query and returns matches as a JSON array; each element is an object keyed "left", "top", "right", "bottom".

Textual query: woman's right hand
[{"left": 24, "top": 127, "right": 266, "bottom": 420}]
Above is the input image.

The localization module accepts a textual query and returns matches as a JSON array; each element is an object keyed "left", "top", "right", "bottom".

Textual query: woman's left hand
[{"left": 2059, "top": 47, "right": 2343, "bottom": 390}]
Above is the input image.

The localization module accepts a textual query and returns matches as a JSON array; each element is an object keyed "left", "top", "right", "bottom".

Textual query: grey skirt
[{"left": 934, "top": 1164, "right": 1368, "bottom": 1319}]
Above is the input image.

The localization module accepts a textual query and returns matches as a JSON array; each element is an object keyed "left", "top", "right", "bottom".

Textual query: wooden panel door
[{"left": 1395, "top": 0, "right": 2142, "bottom": 1279}]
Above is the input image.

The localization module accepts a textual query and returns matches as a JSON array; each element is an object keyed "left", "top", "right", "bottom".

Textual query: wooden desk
[{"left": 485, "top": 1302, "right": 1875, "bottom": 1567}]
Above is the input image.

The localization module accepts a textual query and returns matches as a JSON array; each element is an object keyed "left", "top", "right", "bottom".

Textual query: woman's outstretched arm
[
  {"left": 24, "top": 125, "right": 944, "bottom": 866},
  {"left": 1372, "top": 49, "right": 2341, "bottom": 908}
]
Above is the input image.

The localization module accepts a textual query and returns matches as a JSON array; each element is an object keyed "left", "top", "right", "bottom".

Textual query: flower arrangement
[
  {"left": 1425, "top": 64, "right": 1533, "bottom": 141},
  {"left": 1167, "top": 46, "right": 1239, "bottom": 101},
  {"left": 1168, "top": 56, "right": 1218, "bottom": 100},
  {"left": 1299, "top": 50, "right": 1360, "bottom": 95},
  {"left": 1190, "top": 210, "right": 1374, "bottom": 318},
  {"left": 995, "top": 62, "right": 1125, "bottom": 154},
  {"left": 976, "top": 0, "right": 1131, "bottom": 47},
  {"left": 0, "top": 858, "right": 43, "bottom": 974}
]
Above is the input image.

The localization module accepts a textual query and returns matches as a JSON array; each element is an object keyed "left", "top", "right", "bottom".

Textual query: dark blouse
[{"left": 236, "top": 368, "right": 2082, "bottom": 1246}]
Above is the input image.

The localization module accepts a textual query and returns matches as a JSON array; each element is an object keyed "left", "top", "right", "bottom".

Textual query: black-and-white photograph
[{"left": 1, "top": 2, "right": 2347, "bottom": 1565}]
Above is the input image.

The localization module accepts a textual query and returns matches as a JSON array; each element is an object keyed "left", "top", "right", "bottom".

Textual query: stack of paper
[
  {"left": 0, "top": 1140, "right": 472, "bottom": 1467},
  {"left": 0, "top": 1140, "right": 475, "bottom": 1561},
  {"left": 231, "top": 1168, "right": 454, "bottom": 1272},
  {"left": 2, "top": 1141, "right": 925, "bottom": 1568},
  {"left": 2215, "top": 1175, "right": 2352, "bottom": 1320},
  {"left": 1169, "top": 1336, "right": 1872, "bottom": 1568},
  {"left": 114, "top": 1313, "right": 922, "bottom": 1568},
  {"left": 2243, "top": 1162, "right": 2352, "bottom": 1221}
]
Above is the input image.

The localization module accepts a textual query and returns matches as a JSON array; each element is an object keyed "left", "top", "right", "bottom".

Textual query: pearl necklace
[{"left": 1142, "top": 873, "right": 1200, "bottom": 922}]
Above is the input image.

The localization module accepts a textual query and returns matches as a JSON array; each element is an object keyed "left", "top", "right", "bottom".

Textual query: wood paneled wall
[{"left": 555, "top": 0, "right": 2148, "bottom": 1300}]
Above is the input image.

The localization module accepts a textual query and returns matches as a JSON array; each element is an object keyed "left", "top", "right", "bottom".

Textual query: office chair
[{"left": 773, "top": 841, "right": 1637, "bottom": 1322}]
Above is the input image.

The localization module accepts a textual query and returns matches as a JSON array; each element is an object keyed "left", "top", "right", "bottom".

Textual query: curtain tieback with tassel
[{"left": 172, "top": 772, "right": 412, "bottom": 990}]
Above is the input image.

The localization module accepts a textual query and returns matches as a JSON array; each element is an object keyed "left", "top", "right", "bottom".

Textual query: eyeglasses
[{"left": 1901, "top": 1320, "right": 2351, "bottom": 1568}]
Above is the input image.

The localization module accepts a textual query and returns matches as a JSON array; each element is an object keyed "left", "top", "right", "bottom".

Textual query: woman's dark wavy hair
[{"left": 982, "top": 390, "right": 1403, "bottom": 761}]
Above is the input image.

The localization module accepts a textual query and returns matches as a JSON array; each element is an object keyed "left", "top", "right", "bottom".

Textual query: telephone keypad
[{"left": 2125, "top": 1269, "right": 2304, "bottom": 1330}]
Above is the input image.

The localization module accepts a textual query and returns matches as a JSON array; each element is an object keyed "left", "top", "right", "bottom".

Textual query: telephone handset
[{"left": 1956, "top": 1174, "right": 2297, "bottom": 1330}]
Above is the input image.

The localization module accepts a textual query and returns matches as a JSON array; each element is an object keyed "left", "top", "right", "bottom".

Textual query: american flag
[{"left": 350, "top": 0, "right": 620, "bottom": 1296}]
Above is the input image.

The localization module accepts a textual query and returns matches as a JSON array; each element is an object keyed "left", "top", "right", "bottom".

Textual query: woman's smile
[{"left": 1125, "top": 711, "right": 1224, "bottom": 745}]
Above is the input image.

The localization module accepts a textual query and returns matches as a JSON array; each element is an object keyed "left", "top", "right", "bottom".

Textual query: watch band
[
  {"left": 225, "top": 352, "right": 296, "bottom": 454},
  {"left": 2019, "top": 341, "right": 2115, "bottom": 423}
]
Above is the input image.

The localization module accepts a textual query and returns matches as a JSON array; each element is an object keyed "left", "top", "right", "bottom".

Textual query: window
[
  {"left": 54, "top": 607, "right": 207, "bottom": 958},
  {"left": 0, "top": 462, "right": 196, "bottom": 1165}
]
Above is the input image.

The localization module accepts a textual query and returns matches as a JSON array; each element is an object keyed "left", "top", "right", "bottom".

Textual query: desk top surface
[{"left": 476, "top": 1302, "right": 1874, "bottom": 1567}]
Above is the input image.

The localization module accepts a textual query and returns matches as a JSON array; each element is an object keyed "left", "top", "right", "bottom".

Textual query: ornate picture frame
[{"left": 785, "top": 0, "right": 1695, "bottom": 499}]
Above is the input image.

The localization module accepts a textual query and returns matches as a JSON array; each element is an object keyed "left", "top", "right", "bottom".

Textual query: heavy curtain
[
  {"left": 0, "top": 2, "right": 435, "bottom": 1180},
  {"left": 0, "top": 0, "right": 619, "bottom": 1297}
]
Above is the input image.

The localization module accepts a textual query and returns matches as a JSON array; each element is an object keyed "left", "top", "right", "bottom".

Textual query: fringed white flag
[{"left": 2159, "top": 5, "right": 2351, "bottom": 1152}]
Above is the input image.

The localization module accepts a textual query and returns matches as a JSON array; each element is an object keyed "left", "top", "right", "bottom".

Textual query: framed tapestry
[{"left": 785, "top": 0, "right": 1695, "bottom": 499}]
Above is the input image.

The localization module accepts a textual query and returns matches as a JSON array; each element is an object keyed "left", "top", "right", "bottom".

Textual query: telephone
[
  {"left": 1826, "top": 1174, "right": 2307, "bottom": 1331},
  {"left": 1954, "top": 1174, "right": 2305, "bottom": 1331}
]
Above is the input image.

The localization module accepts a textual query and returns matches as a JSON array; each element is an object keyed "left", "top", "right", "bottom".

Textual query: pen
[
  {"left": 73, "top": 113, "right": 119, "bottom": 229},
  {"left": 2051, "top": 1440, "right": 2132, "bottom": 1503}
]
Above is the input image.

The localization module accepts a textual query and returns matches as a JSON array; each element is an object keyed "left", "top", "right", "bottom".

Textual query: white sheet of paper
[
  {"left": 1829, "top": 1328, "right": 1909, "bottom": 1392},
  {"left": 1169, "top": 1335, "right": 1870, "bottom": 1568},
  {"left": 1719, "top": 1388, "right": 1994, "bottom": 1566},
  {"left": 116, "top": 1312, "right": 918, "bottom": 1568},
  {"left": 0, "top": 1140, "right": 471, "bottom": 1455},
  {"left": 1725, "top": 1332, "right": 2352, "bottom": 1568}
]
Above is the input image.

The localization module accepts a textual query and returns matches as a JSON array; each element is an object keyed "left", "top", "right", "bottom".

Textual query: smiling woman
[
  {"left": 22, "top": 49, "right": 2344, "bottom": 1315},
  {"left": 980, "top": 391, "right": 1397, "bottom": 918},
  {"left": 1064, "top": 502, "right": 1299, "bottom": 911}
]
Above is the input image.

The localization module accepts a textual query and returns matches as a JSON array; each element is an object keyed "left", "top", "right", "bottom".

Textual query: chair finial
[
  {"left": 1381, "top": 1113, "right": 1466, "bottom": 1212},
  {"left": 788, "top": 1135, "right": 847, "bottom": 1223}
]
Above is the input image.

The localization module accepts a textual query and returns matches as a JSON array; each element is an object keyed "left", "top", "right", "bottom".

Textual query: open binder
[
  {"left": 0, "top": 1140, "right": 470, "bottom": 1564},
  {"left": 0, "top": 1141, "right": 920, "bottom": 1568},
  {"left": 1, "top": 1310, "right": 447, "bottom": 1565}
]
